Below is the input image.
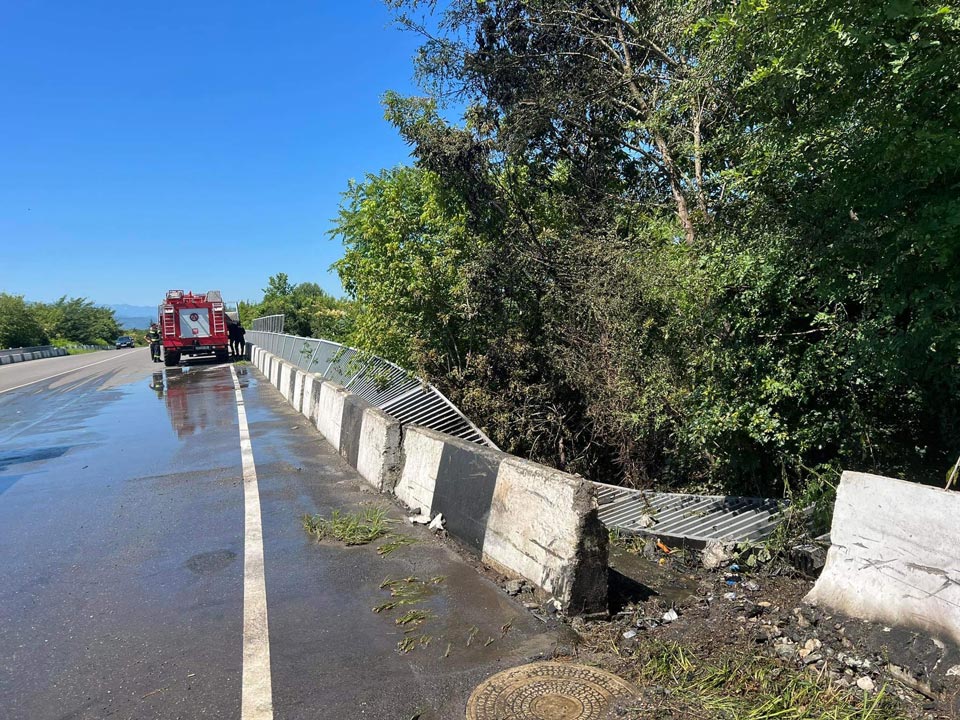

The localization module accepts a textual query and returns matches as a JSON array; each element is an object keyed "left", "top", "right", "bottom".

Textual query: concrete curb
[
  {"left": 806, "top": 471, "right": 960, "bottom": 646},
  {"left": 250, "top": 345, "right": 607, "bottom": 616}
]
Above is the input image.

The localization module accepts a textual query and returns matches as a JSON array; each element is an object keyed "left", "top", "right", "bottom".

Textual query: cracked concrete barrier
[
  {"left": 356, "top": 408, "right": 401, "bottom": 492},
  {"left": 395, "top": 426, "right": 608, "bottom": 615},
  {"left": 806, "top": 471, "right": 960, "bottom": 646},
  {"left": 314, "top": 381, "right": 401, "bottom": 491}
]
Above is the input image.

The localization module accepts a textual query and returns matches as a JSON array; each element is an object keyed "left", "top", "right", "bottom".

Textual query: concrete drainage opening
[{"left": 466, "top": 662, "right": 637, "bottom": 719}]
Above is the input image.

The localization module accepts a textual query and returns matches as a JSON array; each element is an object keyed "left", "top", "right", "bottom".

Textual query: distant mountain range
[{"left": 108, "top": 304, "right": 157, "bottom": 329}]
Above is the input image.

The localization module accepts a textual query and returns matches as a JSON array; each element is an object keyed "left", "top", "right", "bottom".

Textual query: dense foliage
[
  {"left": 332, "top": 0, "right": 959, "bottom": 493},
  {"left": 241, "top": 272, "right": 355, "bottom": 342},
  {"left": 0, "top": 293, "right": 123, "bottom": 348}
]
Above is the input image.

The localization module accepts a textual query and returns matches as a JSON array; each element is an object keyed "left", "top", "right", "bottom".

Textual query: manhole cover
[{"left": 466, "top": 662, "right": 637, "bottom": 720}]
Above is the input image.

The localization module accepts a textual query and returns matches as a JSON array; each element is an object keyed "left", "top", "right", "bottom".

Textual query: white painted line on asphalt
[
  {"left": 230, "top": 365, "right": 274, "bottom": 720},
  {"left": 0, "top": 349, "right": 139, "bottom": 395}
]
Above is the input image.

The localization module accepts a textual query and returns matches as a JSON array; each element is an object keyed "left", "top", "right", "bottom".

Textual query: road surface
[{"left": 0, "top": 349, "right": 558, "bottom": 719}]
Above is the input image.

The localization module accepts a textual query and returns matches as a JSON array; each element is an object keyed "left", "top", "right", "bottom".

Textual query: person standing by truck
[
  {"left": 146, "top": 323, "right": 162, "bottom": 363},
  {"left": 228, "top": 319, "right": 246, "bottom": 359}
]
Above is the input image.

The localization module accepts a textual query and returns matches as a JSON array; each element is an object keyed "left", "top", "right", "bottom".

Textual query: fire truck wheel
[{"left": 164, "top": 351, "right": 180, "bottom": 367}]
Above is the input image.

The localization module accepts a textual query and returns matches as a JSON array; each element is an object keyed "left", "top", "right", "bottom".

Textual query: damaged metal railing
[
  {"left": 246, "top": 326, "right": 498, "bottom": 449},
  {"left": 594, "top": 481, "right": 787, "bottom": 546}
]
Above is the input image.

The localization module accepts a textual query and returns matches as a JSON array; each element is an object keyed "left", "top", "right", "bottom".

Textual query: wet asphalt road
[{"left": 0, "top": 350, "right": 558, "bottom": 719}]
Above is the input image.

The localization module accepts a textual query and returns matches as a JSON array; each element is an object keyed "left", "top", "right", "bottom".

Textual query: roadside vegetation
[
  {"left": 0, "top": 292, "right": 124, "bottom": 349},
  {"left": 302, "top": 507, "right": 390, "bottom": 545},
  {"left": 239, "top": 272, "right": 355, "bottom": 343},
  {"left": 308, "top": 0, "right": 959, "bottom": 498},
  {"left": 608, "top": 640, "right": 901, "bottom": 720}
]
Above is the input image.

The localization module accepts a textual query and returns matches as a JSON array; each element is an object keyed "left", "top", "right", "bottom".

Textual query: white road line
[
  {"left": 230, "top": 365, "right": 274, "bottom": 720},
  {"left": 0, "top": 349, "right": 139, "bottom": 395}
]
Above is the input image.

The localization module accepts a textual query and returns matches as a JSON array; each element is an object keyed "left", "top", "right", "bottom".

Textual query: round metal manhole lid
[{"left": 466, "top": 661, "right": 637, "bottom": 720}]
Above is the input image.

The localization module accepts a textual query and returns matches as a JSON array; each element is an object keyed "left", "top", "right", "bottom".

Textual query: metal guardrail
[
  {"left": 249, "top": 316, "right": 787, "bottom": 545},
  {"left": 247, "top": 327, "right": 498, "bottom": 449},
  {"left": 595, "top": 481, "right": 787, "bottom": 546},
  {"left": 251, "top": 314, "right": 284, "bottom": 333}
]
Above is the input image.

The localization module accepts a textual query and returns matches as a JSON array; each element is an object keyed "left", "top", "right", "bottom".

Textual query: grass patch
[
  {"left": 302, "top": 507, "right": 389, "bottom": 545},
  {"left": 622, "top": 641, "right": 902, "bottom": 720},
  {"left": 377, "top": 534, "right": 417, "bottom": 557},
  {"left": 395, "top": 609, "right": 432, "bottom": 627}
]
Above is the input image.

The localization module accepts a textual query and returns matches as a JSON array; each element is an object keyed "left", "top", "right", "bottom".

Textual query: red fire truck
[{"left": 158, "top": 290, "right": 231, "bottom": 366}]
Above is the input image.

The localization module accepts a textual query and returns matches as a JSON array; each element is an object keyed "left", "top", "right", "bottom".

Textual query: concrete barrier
[
  {"left": 302, "top": 374, "right": 322, "bottom": 426},
  {"left": 395, "top": 426, "right": 608, "bottom": 614},
  {"left": 247, "top": 343, "right": 607, "bottom": 615},
  {"left": 270, "top": 357, "right": 282, "bottom": 388},
  {"left": 315, "top": 381, "right": 369, "bottom": 468},
  {"left": 279, "top": 362, "right": 294, "bottom": 401},
  {"left": 356, "top": 408, "right": 402, "bottom": 492},
  {"left": 300, "top": 373, "right": 317, "bottom": 421},
  {"left": 0, "top": 346, "right": 72, "bottom": 365},
  {"left": 806, "top": 471, "right": 960, "bottom": 646},
  {"left": 292, "top": 369, "right": 306, "bottom": 413}
]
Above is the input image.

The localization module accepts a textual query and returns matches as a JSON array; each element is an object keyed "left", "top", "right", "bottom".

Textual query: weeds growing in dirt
[{"left": 620, "top": 641, "right": 902, "bottom": 720}]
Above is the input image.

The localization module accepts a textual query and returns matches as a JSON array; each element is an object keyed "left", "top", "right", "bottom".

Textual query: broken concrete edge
[
  {"left": 250, "top": 344, "right": 608, "bottom": 616},
  {"left": 805, "top": 470, "right": 960, "bottom": 649},
  {"left": 396, "top": 425, "right": 608, "bottom": 616}
]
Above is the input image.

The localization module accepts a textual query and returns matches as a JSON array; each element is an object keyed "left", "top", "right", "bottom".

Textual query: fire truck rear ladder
[
  {"left": 212, "top": 307, "right": 225, "bottom": 337},
  {"left": 161, "top": 306, "right": 176, "bottom": 337}
]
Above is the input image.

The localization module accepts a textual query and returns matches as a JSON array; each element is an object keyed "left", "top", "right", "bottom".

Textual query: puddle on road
[
  {"left": 184, "top": 549, "right": 238, "bottom": 575},
  {"left": 0, "top": 446, "right": 72, "bottom": 472}
]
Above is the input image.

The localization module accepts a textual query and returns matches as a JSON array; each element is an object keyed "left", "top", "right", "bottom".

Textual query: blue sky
[{"left": 0, "top": 1, "right": 427, "bottom": 306}]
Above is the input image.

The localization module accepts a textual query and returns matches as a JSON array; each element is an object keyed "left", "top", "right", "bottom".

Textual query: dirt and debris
[{"left": 498, "top": 538, "right": 960, "bottom": 719}]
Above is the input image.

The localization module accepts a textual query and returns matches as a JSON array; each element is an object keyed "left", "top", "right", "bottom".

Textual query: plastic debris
[
  {"left": 428, "top": 512, "right": 445, "bottom": 531},
  {"left": 701, "top": 541, "right": 733, "bottom": 569}
]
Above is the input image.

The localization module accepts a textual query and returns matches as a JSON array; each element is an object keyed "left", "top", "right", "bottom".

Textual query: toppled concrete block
[{"left": 806, "top": 471, "right": 960, "bottom": 647}]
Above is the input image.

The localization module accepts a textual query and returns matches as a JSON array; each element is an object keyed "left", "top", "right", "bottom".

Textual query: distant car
[{"left": 115, "top": 336, "right": 135, "bottom": 349}]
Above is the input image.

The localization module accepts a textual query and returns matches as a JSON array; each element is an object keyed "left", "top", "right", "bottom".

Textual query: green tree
[
  {"left": 332, "top": 166, "right": 478, "bottom": 368},
  {"left": 332, "top": 0, "right": 959, "bottom": 491},
  {"left": 0, "top": 293, "right": 48, "bottom": 348},
  {"left": 245, "top": 273, "right": 356, "bottom": 343}
]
